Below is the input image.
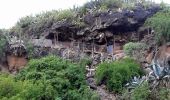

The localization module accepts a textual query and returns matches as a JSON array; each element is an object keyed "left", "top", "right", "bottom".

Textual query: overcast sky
[{"left": 0, "top": 0, "right": 169, "bottom": 29}]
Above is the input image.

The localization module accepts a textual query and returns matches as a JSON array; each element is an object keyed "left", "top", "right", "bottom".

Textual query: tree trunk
[{"left": 54, "top": 34, "right": 56, "bottom": 45}]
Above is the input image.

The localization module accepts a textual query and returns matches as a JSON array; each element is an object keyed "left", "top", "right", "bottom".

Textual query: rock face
[
  {"left": 5, "top": 37, "right": 27, "bottom": 72},
  {"left": 80, "top": 4, "right": 160, "bottom": 43},
  {"left": 7, "top": 55, "right": 27, "bottom": 72},
  {"left": 43, "top": 4, "right": 160, "bottom": 45},
  {"left": 49, "top": 20, "right": 78, "bottom": 41},
  {"left": 6, "top": 37, "right": 27, "bottom": 57},
  {"left": 90, "top": 5, "right": 158, "bottom": 35},
  {"left": 146, "top": 44, "right": 170, "bottom": 66}
]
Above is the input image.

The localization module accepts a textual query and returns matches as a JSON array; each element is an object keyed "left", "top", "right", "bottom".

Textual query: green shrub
[
  {"left": 79, "top": 56, "right": 92, "bottom": 66},
  {"left": 124, "top": 42, "right": 147, "bottom": 57},
  {"left": 0, "top": 35, "right": 7, "bottom": 56},
  {"left": 81, "top": 0, "right": 151, "bottom": 13},
  {"left": 16, "top": 56, "right": 99, "bottom": 100},
  {"left": 131, "top": 82, "right": 150, "bottom": 100},
  {"left": 12, "top": 9, "right": 80, "bottom": 39},
  {"left": 96, "top": 58, "right": 143, "bottom": 93},
  {"left": 120, "top": 82, "right": 150, "bottom": 100},
  {"left": 121, "top": 81, "right": 170, "bottom": 100},
  {"left": 56, "top": 9, "right": 75, "bottom": 21},
  {"left": 25, "top": 42, "right": 35, "bottom": 59},
  {"left": 103, "top": 0, "right": 123, "bottom": 8},
  {"left": 0, "top": 31, "right": 8, "bottom": 62},
  {"left": 145, "top": 8, "right": 170, "bottom": 43},
  {"left": 0, "top": 73, "right": 43, "bottom": 100},
  {"left": 159, "top": 88, "right": 170, "bottom": 100},
  {"left": 82, "top": 0, "right": 123, "bottom": 12}
]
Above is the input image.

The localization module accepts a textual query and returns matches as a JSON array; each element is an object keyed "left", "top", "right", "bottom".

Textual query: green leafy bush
[
  {"left": 100, "top": 0, "right": 123, "bottom": 10},
  {"left": 0, "top": 35, "right": 6, "bottom": 56},
  {"left": 0, "top": 73, "right": 43, "bottom": 100},
  {"left": 123, "top": 42, "right": 147, "bottom": 62},
  {"left": 56, "top": 9, "right": 75, "bottom": 21},
  {"left": 159, "top": 88, "right": 170, "bottom": 100},
  {"left": 11, "top": 9, "right": 81, "bottom": 39},
  {"left": 145, "top": 8, "right": 170, "bottom": 43},
  {"left": 124, "top": 42, "right": 147, "bottom": 57},
  {"left": 96, "top": 58, "right": 143, "bottom": 93},
  {"left": 121, "top": 82, "right": 170, "bottom": 100},
  {"left": 0, "top": 30, "right": 8, "bottom": 62},
  {"left": 25, "top": 42, "right": 35, "bottom": 59},
  {"left": 82, "top": 0, "right": 123, "bottom": 12},
  {"left": 81, "top": 0, "right": 151, "bottom": 13},
  {"left": 131, "top": 82, "right": 150, "bottom": 100},
  {"left": 16, "top": 56, "right": 99, "bottom": 100}
]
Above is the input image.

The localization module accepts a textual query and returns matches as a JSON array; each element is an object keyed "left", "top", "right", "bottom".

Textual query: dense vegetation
[
  {"left": 123, "top": 42, "right": 147, "bottom": 62},
  {"left": 123, "top": 42, "right": 147, "bottom": 57},
  {"left": 121, "top": 82, "right": 150, "bottom": 100},
  {"left": 0, "top": 73, "right": 44, "bottom": 100},
  {"left": 0, "top": 30, "right": 8, "bottom": 62},
  {"left": 0, "top": 34, "right": 6, "bottom": 56},
  {"left": 0, "top": 56, "right": 99, "bottom": 100},
  {"left": 0, "top": 0, "right": 169, "bottom": 100},
  {"left": 95, "top": 58, "right": 143, "bottom": 93},
  {"left": 121, "top": 81, "right": 170, "bottom": 100},
  {"left": 145, "top": 8, "right": 170, "bottom": 43},
  {"left": 82, "top": 0, "right": 153, "bottom": 12},
  {"left": 11, "top": 9, "right": 80, "bottom": 39}
]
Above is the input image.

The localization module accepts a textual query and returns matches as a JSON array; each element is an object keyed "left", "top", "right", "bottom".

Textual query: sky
[{"left": 0, "top": 0, "right": 169, "bottom": 29}]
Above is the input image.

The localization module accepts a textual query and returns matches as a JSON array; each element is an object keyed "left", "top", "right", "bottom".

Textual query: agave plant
[
  {"left": 148, "top": 59, "right": 170, "bottom": 89},
  {"left": 149, "top": 48, "right": 170, "bottom": 88},
  {"left": 125, "top": 76, "right": 146, "bottom": 91},
  {"left": 126, "top": 49, "right": 170, "bottom": 92}
]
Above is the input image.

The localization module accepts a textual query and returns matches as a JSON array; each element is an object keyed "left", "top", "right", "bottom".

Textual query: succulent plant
[{"left": 126, "top": 53, "right": 170, "bottom": 91}]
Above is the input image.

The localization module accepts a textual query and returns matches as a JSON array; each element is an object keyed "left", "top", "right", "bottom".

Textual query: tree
[
  {"left": 0, "top": 29, "right": 8, "bottom": 63},
  {"left": 145, "top": 8, "right": 170, "bottom": 43}
]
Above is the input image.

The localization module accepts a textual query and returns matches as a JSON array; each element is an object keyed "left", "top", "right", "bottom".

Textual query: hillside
[{"left": 0, "top": 0, "right": 170, "bottom": 100}]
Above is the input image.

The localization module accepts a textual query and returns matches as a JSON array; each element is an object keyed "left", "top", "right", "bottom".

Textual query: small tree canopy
[{"left": 145, "top": 8, "right": 170, "bottom": 43}]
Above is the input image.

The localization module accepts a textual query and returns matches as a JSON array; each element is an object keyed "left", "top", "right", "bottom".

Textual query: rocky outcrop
[
  {"left": 79, "top": 4, "right": 160, "bottom": 43},
  {"left": 84, "top": 5, "right": 160, "bottom": 31},
  {"left": 7, "top": 55, "right": 27, "bottom": 72},
  {"left": 5, "top": 37, "right": 27, "bottom": 72},
  {"left": 47, "top": 20, "right": 78, "bottom": 41},
  {"left": 6, "top": 37, "right": 26, "bottom": 57},
  {"left": 43, "top": 4, "right": 160, "bottom": 45}
]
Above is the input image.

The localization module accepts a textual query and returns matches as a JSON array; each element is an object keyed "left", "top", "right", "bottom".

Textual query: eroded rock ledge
[{"left": 44, "top": 4, "right": 160, "bottom": 44}]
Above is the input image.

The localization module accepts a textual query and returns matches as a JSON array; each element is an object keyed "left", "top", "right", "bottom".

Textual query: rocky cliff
[
  {"left": 10, "top": 2, "right": 161, "bottom": 46},
  {"left": 47, "top": 4, "right": 160, "bottom": 44}
]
